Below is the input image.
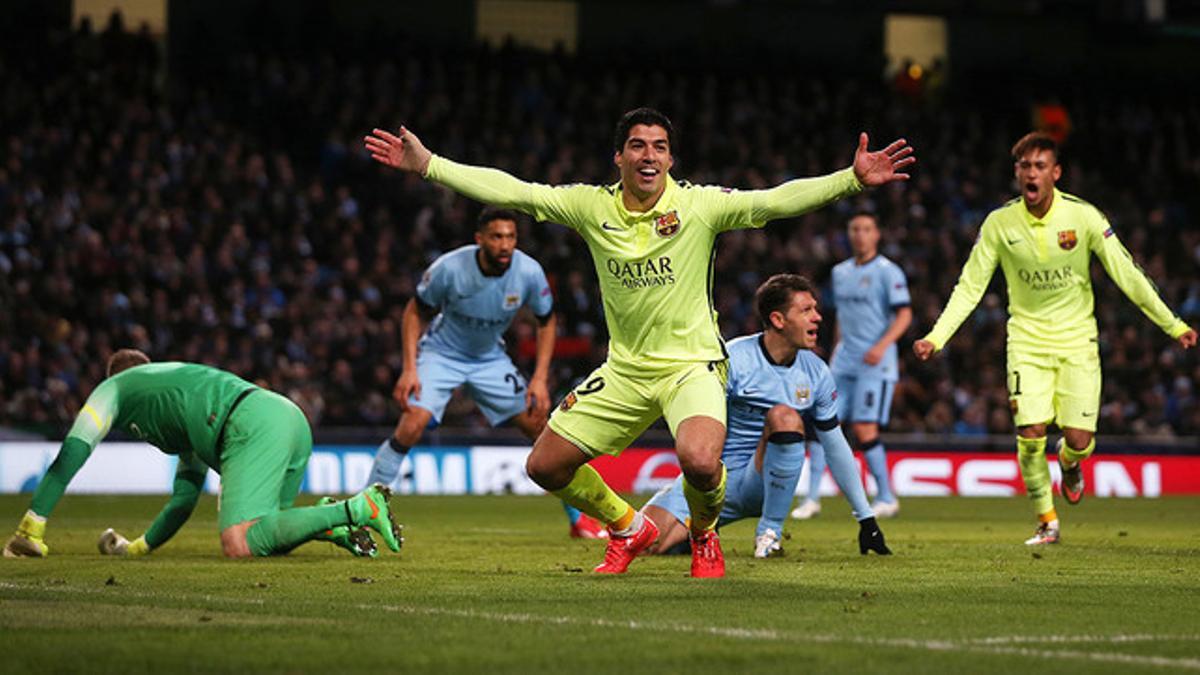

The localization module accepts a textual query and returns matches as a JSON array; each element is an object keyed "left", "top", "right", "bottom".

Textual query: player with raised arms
[
  {"left": 365, "top": 108, "right": 914, "bottom": 577},
  {"left": 915, "top": 132, "right": 1196, "bottom": 545},
  {"left": 3, "top": 350, "right": 403, "bottom": 559},
  {"left": 642, "top": 274, "right": 891, "bottom": 558}
]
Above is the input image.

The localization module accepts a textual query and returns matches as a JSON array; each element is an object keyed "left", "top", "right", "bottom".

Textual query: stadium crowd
[{"left": 2, "top": 17, "right": 1198, "bottom": 438}]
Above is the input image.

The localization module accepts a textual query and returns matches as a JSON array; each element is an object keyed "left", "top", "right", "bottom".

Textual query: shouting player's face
[
  {"left": 847, "top": 214, "right": 880, "bottom": 261},
  {"left": 476, "top": 218, "right": 517, "bottom": 273},
  {"left": 772, "top": 290, "right": 822, "bottom": 351},
  {"left": 1015, "top": 148, "right": 1061, "bottom": 215},
  {"left": 615, "top": 124, "right": 674, "bottom": 202}
]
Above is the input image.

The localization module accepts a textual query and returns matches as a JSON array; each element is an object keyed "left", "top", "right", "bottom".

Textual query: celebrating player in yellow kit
[
  {"left": 366, "top": 109, "right": 914, "bottom": 576},
  {"left": 915, "top": 132, "right": 1196, "bottom": 545}
]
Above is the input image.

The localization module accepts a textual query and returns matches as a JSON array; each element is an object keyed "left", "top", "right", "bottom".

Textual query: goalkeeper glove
[
  {"left": 858, "top": 516, "right": 892, "bottom": 555},
  {"left": 98, "top": 528, "right": 150, "bottom": 556},
  {"left": 2, "top": 510, "right": 50, "bottom": 558}
]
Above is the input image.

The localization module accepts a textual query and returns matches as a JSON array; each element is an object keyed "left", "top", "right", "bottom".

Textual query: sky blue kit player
[
  {"left": 797, "top": 213, "right": 912, "bottom": 520},
  {"left": 643, "top": 275, "right": 889, "bottom": 558},
  {"left": 366, "top": 210, "right": 606, "bottom": 539}
]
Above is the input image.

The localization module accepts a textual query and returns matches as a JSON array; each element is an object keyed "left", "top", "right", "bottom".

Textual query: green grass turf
[{"left": 1, "top": 494, "right": 1198, "bottom": 674}]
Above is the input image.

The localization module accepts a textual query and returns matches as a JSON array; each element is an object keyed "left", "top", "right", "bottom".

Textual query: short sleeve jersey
[
  {"left": 417, "top": 246, "right": 553, "bottom": 360},
  {"left": 829, "top": 255, "right": 910, "bottom": 381},
  {"left": 722, "top": 334, "right": 839, "bottom": 470}
]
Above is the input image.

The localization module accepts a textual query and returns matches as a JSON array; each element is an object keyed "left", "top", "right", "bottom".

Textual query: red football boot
[
  {"left": 570, "top": 514, "right": 609, "bottom": 539},
  {"left": 594, "top": 516, "right": 658, "bottom": 574},
  {"left": 690, "top": 529, "right": 725, "bottom": 578}
]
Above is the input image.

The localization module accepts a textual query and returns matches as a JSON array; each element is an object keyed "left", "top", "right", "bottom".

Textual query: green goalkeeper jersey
[
  {"left": 925, "top": 188, "right": 1189, "bottom": 354},
  {"left": 67, "top": 363, "right": 258, "bottom": 470},
  {"left": 425, "top": 155, "right": 862, "bottom": 373}
]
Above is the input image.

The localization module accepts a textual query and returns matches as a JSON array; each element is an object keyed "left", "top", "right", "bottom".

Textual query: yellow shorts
[
  {"left": 547, "top": 359, "right": 728, "bottom": 458},
  {"left": 1006, "top": 345, "right": 1101, "bottom": 432}
]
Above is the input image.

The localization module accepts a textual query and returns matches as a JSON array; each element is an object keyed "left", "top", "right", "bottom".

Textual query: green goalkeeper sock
[
  {"left": 551, "top": 464, "right": 633, "bottom": 527},
  {"left": 684, "top": 462, "right": 727, "bottom": 535},
  {"left": 245, "top": 502, "right": 350, "bottom": 556},
  {"left": 1059, "top": 437, "right": 1096, "bottom": 466},
  {"left": 1016, "top": 436, "right": 1055, "bottom": 517}
]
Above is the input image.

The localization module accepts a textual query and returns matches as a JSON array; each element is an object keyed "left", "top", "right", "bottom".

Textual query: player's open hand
[
  {"left": 1178, "top": 328, "right": 1198, "bottom": 349},
  {"left": 913, "top": 339, "right": 937, "bottom": 361},
  {"left": 364, "top": 126, "right": 433, "bottom": 175},
  {"left": 526, "top": 376, "right": 550, "bottom": 420},
  {"left": 853, "top": 133, "right": 915, "bottom": 187},
  {"left": 393, "top": 370, "right": 421, "bottom": 411}
]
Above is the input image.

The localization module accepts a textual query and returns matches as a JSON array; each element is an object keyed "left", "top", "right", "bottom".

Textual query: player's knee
[
  {"left": 220, "top": 527, "right": 253, "bottom": 559},
  {"left": 1017, "top": 424, "right": 1047, "bottom": 440},
  {"left": 1063, "top": 429, "right": 1093, "bottom": 451},
  {"left": 525, "top": 450, "right": 565, "bottom": 490},
  {"left": 393, "top": 416, "right": 425, "bottom": 446},
  {"left": 764, "top": 404, "right": 803, "bottom": 435},
  {"left": 678, "top": 451, "right": 721, "bottom": 484}
]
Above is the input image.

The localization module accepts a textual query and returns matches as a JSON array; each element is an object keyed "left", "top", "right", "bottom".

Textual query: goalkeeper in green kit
[{"left": 3, "top": 349, "right": 403, "bottom": 559}]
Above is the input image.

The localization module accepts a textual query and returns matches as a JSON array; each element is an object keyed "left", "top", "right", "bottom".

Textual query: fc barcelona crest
[
  {"left": 559, "top": 392, "right": 578, "bottom": 412},
  {"left": 655, "top": 210, "right": 681, "bottom": 238},
  {"left": 1057, "top": 230, "right": 1077, "bottom": 251}
]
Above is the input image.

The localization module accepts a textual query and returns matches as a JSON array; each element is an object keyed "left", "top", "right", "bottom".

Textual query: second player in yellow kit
[
  {"left": 916, "top": 132, "right": 1196, "bottom": 545},
  {"left": 366, "top": 108, "right": 915, "bottom": 577}
]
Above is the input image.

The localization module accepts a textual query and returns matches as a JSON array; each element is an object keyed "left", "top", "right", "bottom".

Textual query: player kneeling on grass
[
  {"left": 642, "top": 275, "right": 891, "bottom": 558},
  {"left": 3, "top": 350, "right": 403, "bottom": 560}
]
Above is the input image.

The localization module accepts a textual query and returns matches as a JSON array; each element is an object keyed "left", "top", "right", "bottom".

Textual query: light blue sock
[
  {"left": 561, "top": 501, "right": 582, "bottom": 525},
  {"left": 805, "top": 441, "right": 826, "bottom": 504},
  {"left": 820, "top": 428, "right": 873, "bottom": 521},
  {"left": 862, "top": 439, "right": 894, "bottom": 503},
  {"left": 367, "top": 437, "right": 408, "bottom": 488},
  {"left": 758, "top": 432, "right": 806, "bottom": 536}
]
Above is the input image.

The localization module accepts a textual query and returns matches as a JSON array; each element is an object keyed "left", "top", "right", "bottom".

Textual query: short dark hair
[
  {"left": 755, "top": 274, "right": 816, "bottom": 327},
  {"left": 848, "top": 210, "right": 879, "bottom": 227},
  {"left": 107, "top": 348, "right": 150, "bottom": 377},
  {"left": 477, "top": 207, "right": 520, "bottom": 232},
  {"left": 1011, "top": 132, "right": 1058, "bottom": 162},
  {"left": 613, "top": 107, "right": 674, "bottom": 153}
]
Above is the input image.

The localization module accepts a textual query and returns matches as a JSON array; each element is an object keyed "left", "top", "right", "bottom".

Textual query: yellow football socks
[
  {"left": 551, "top": 464, "right": 633, "bottom": 528},
  {"left": 1058, "top": 437, "right": 1096, "bottom": 467},
  {"left": 683, "top": 462, "right": 727, "bottom": 535},
  {"left": 1016, "top": 436, "right": 1054, "bottom": 516}
]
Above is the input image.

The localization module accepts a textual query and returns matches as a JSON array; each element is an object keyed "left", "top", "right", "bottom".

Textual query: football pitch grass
[{"left": 1, "top": 494, "right": 1197, "bottom": 674}]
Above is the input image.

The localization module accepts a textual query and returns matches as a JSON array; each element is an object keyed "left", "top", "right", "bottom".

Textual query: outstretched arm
[
  {"left": 1090, "top": 216, "right": 1196, "bottom": 348},
  {"left": 916, "top": 219, "right": 1000, "bottom": 359},
  {"left": 364, "top": 127, "right": 585, "bottom": 228},
  {"left": 712, "top": 134, "right": 915, "bottom": 231}
]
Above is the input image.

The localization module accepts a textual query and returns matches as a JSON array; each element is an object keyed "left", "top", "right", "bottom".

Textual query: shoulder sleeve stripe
[{"left": 81, "top": 404, "right": 109, "bottom": 432}]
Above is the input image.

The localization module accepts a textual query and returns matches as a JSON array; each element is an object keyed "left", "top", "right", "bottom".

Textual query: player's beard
[{"left": 481, "top": 250, "right": 512, "bottom": 275}]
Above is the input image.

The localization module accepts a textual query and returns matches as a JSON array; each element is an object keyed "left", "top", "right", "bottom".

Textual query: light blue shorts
[
  {"left": 834, "top": 371, "right": 895, "bottom": 426},
  {"left": 644, "top": 460, "right": 763, "bottom": 527},
  {"left": 409, "top": 349, "right": 528, "bottom": 426}
]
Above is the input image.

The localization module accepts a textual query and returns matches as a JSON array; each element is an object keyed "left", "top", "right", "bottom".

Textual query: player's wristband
[{"left": 126, "top": 536, "right": 151, "bottom": 556}]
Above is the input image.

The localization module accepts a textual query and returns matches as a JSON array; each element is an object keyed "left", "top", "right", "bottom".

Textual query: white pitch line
[
  {"left": 3, "top": 582, "right": 1197, "bottom": 670},
  {"left": 362, "top": 602, "right": 1200, "bottom": 671}
]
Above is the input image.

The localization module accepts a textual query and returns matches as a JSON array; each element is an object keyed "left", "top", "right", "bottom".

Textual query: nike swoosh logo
[
  {"left": 367, "top": 496, "right": 380, "bottom": 520},
  {"left": 1007, "top": 238, "right": 1022, "bottom": 246},
  {"left": 1081, "top": 412, "right": 1094, "bottom": 417},
  {"left": 600, "top": 222, "right": 621, "bottom": 231}
]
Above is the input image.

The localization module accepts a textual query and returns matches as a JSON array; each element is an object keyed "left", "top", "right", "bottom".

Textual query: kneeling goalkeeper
[{"left": 3, "top": 349, "right": 402, "bottom": 559}]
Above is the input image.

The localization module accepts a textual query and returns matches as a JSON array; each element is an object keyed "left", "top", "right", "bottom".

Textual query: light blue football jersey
[
  {"left": 723, "top": 334, "right": 839, "bottom": 470},
  {"left": 417, "top": 245, "right": 553, "bottom": 360},
  {"left": 829, "top": 255, "right": 910, "bottom": 381}
]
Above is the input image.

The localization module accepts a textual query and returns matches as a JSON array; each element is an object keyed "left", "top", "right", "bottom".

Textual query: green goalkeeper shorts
[
  {"left": 547, "top": 359, "right": 728, "bottom": 458},
  {"left": 216, "top": 390, "right": 313, "bottom": 530},
  {"left": 1006, "top": 345, "right": 1101, "bottom": 432}
]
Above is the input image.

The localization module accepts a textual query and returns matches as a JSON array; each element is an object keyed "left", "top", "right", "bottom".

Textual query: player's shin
[
  {"left": 367, "top": 436, "right": 409, "bottom": 488},
  {"left": 1058, "top": 437, "right": 1095, "bottom": 466},
  {"left": 551, "top": 464, "right": 635, "bottom": 530},
  {"left": 758, "top": 433, "right": 805, "bottom": 536},
  {"left": 683, "top": 463, "right": 727, "bottom": 535},
  {"left": 244, "top": 501, "right": 350, "bottom": 556},
  {"left": 1016, "top": 436, "right": 1055, "bottom": 517},
  {"left": 861, "top": 439, "right": 895, "bottom": 503}
]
